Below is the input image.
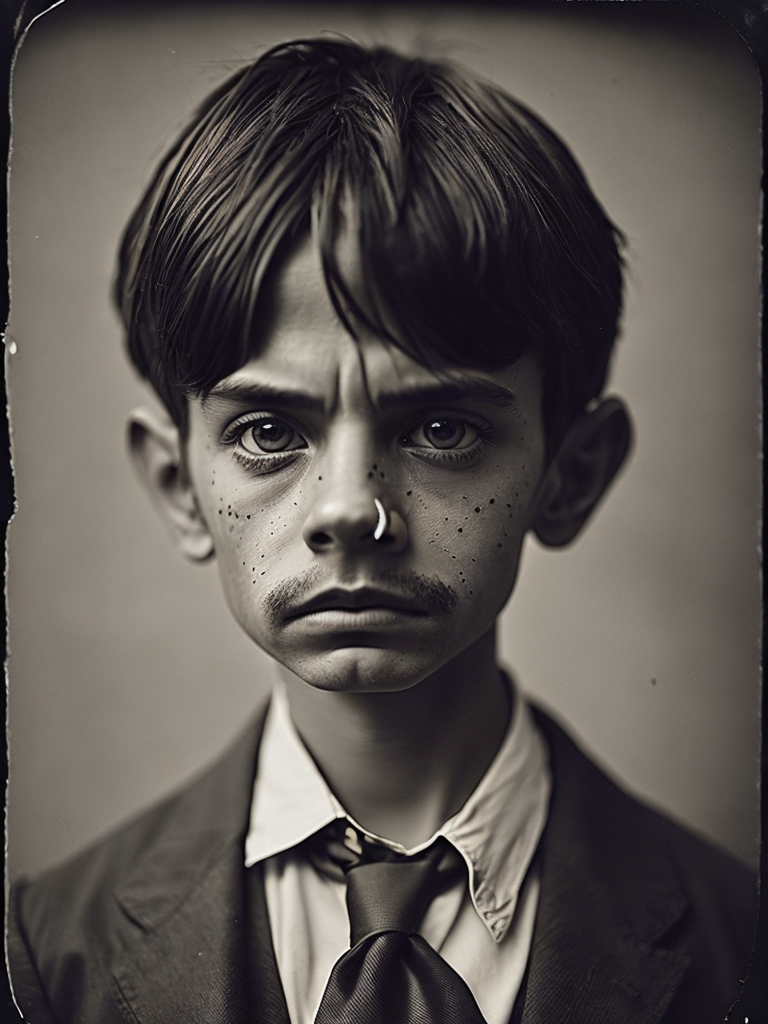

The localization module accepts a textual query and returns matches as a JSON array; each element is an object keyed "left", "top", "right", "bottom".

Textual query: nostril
[{"left": 310, "top": 531, "right": 333, "bottom": 546}]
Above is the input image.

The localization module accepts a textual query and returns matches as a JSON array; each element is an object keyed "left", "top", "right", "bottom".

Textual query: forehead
[{"left": 208, "top": 236, "right": 542, "bottom": 413}]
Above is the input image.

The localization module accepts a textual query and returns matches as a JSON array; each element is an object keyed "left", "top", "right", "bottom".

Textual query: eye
[
  {"left": 235, "top": 417, "right": 307, "bottom": 455},
  {"left": 408, "top": 418, "right": 480, "bottom": 450}
]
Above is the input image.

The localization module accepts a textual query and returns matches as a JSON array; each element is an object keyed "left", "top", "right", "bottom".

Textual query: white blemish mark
[{"left": 373, "top": 498, "right": 388, "bottom": 540}]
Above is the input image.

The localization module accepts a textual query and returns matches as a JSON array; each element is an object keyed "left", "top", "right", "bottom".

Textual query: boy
[{"left": 8, "top": 37, "right": 756, "bottom": 1024}]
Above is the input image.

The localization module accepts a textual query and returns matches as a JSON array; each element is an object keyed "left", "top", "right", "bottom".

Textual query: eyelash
[
  {"left": 221, "top": 414, "right": 308, "bottom": 474},
  {"left": 408, "top": 438, "right": 495, "bottom": 465},
  {"left": 221, "top": 412, "right": 495, "bottom": 472},
  {"left": 400, "top": 414, "right": 495, "bottom": 464}
]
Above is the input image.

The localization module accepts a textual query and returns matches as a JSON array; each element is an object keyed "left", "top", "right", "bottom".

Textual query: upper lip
[{"left": 285, "top": 587, "right": 428, "bottom": 620}]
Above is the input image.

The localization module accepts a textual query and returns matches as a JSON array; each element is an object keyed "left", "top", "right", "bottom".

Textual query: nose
[{"left": 302, "top": 475, "right": 408, "bottom": 554}]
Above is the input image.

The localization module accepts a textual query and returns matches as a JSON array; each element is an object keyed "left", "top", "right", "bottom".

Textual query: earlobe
[
  {"left": 128, "top": 406, "right": 215, "bottom": 563},
  {"left": 532, "top": 397, "right": 632, "bottom": 547}
]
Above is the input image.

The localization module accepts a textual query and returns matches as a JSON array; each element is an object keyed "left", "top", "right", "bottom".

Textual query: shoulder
[
  {"left": 13, "top": 704, "right": 267, "bottom": 915},
  {"left": 530, "top": 704, "right": 756, "bottom": 1017},
  {"left": 536, "top": 704, "right": 753, "bottom": 864},
  {"left": 8, "top": 704, "right": 268, "bottom": 1020},
  {"left": 533, "top": 702, "right": 755, "bottom": 893}
]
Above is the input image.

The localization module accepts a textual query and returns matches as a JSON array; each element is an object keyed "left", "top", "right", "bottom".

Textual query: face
[{"left": 182, "top": 238, "right": 548, "bottom": 693}]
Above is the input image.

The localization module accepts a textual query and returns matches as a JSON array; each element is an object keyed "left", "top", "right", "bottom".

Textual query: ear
[
  {"left": 128, "top": 406, "right": 214, "bottom": 563},
  {"left": 531, "top": 397, "right": 632, "bottom": 547}
]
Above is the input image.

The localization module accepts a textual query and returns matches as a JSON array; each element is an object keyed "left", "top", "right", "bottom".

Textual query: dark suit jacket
[{"left": 8, "top": 704, "right": 756, "bottom": 1024}]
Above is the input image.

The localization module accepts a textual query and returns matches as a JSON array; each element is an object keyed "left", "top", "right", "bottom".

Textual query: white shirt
[{"left": 245, "top": 676, "right": 551, "bottom": 1024}]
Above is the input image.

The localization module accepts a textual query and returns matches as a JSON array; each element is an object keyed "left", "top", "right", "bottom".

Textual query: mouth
[{"left": 284, "top": 587, "right": 429, "bottom": 623}]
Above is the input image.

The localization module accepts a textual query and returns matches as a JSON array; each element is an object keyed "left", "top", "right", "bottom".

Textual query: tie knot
[{"left": 308, "top": 821, "right": 464, "bottom": 946}]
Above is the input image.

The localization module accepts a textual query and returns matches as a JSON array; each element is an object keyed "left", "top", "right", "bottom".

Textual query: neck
[{"left": 278, "top": 629, "right": 510, "bottom": 848}]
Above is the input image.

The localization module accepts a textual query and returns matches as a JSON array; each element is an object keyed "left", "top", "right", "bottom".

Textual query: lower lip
[{"left": 287, "top": 607, "right": 425, "bottom": 629}]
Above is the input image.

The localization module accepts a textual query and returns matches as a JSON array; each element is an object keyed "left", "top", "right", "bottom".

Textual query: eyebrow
[
  {"left": 202, "top": 380, "right": 326, "bottom": 413},
  {"left": 202, "top": 375, "right": 519, "bottom": 414},
  {"left": 376, "top": 377, "right": 520, "bottom": 413}
]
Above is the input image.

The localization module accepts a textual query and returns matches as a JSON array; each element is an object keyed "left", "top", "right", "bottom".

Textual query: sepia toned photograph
[{"left": 4, "top": 1, "right": 763, "bottom": 1021}]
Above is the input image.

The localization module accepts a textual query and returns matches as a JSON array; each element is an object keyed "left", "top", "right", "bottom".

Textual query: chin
[{"left": 286, "top": 647, "right": 433, "bottom": 695}]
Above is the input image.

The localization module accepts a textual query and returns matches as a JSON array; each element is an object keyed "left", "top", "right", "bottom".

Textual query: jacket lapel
[
  {"left": 522, "top": 709, "right": 690, "bottom": 1024},
  {"left": 108, "top": 705, "right": 289, "bottom": 1024},
  {"left": 245, "top": 861, "right": 293, "bottom": 1024},
  {"left": 112, "top": 833, "right": 252, "bottom": 1024}
]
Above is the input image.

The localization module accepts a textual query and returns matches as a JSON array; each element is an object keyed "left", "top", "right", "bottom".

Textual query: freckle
[
  {"left": 469, "top": 589, "right": 474, "bottom": 595},
  {"left": 246, "top": 515, "right": 251, "bottom": 519},
  {"left": 227, "top": 511, "right": 232, "bottom": 517},
  {"left": 497, "top": 542, "right": 502, "bottom": 548},
  {"left": 506, "top": 503, "right": 512, "bottom": 508},
  {"left": 368, "top": 471, "right": 374, "bottom": 479},
  {"left": 261, "top": 571, "right": 266, "bottom": 576},
  {"left": 261, "top": 553, "right": 265, "bottom": 558},
  {"left": 380, "top": 471, "right": 385, "bottom": 479},
  {"left": 462, "top": 496, "right": 468, "bottom": 500},
  {"left": 457, "top": 528, "right": 463, "bottom": 533},
  {"left": 252, "top": 567, "right": 255, "bottom": 572},
  {"left": 406, "top": 490, "right": 412, "bottom": 496},
  {"left": 234, "top": 513, "right": 239, "bottom": 519},
  {"left": 218, "top": 510, "right": 222, "bottom": 515},
  {"left": 318, "top": 476, "right": 322, "bottom": 481},
  {"left": 472, "top": 558, "right": 476, "bottom": 562},
  {"left": 475, "top": 507, "right": 481, "bottom": 513},
  {"left": 445, "top": 517, "right": 449, "bottom": 522},
  {"left": 372, "top": 464, "right": 378, "bottom": 470},
  {"left": 489, "top": 498, "right": 495, "bottom": 504}
]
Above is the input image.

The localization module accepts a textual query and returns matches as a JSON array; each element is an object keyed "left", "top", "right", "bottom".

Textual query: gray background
[{"left": 6, "top": 2, "right": 761, "bottom": 878}]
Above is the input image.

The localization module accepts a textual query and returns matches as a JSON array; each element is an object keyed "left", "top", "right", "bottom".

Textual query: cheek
[
  {"left": 201, "top": 466, "right": 306, "bottom": 594},
  {"left": 412, "top": 461, "right": 540, "bottom": 599}
]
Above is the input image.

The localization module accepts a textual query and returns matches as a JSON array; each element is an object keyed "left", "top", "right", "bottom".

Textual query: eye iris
[
  {"left": 250, "top": 420, "right": 291, "bottom": 452},
  {"left": 424, "top": 419, "right": 465, "bottom": 449}
]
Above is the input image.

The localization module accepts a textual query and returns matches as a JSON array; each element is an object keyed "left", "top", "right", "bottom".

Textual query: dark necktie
[{"left": 311, "top": 821, "right": 489, "bottom": 1024}]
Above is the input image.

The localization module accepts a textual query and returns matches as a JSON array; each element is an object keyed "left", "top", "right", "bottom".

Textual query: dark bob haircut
[{"left": 116, "top": 37, "right": 625, "bottom": 448}]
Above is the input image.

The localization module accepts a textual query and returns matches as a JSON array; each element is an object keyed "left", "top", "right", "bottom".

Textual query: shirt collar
[{"left": 245, "top": 672, "right": 551, "bottom": 943}]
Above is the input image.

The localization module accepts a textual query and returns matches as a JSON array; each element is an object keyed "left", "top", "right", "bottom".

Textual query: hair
[{"left": 116, "top": 37, "right": 625, "bottom": 450}]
